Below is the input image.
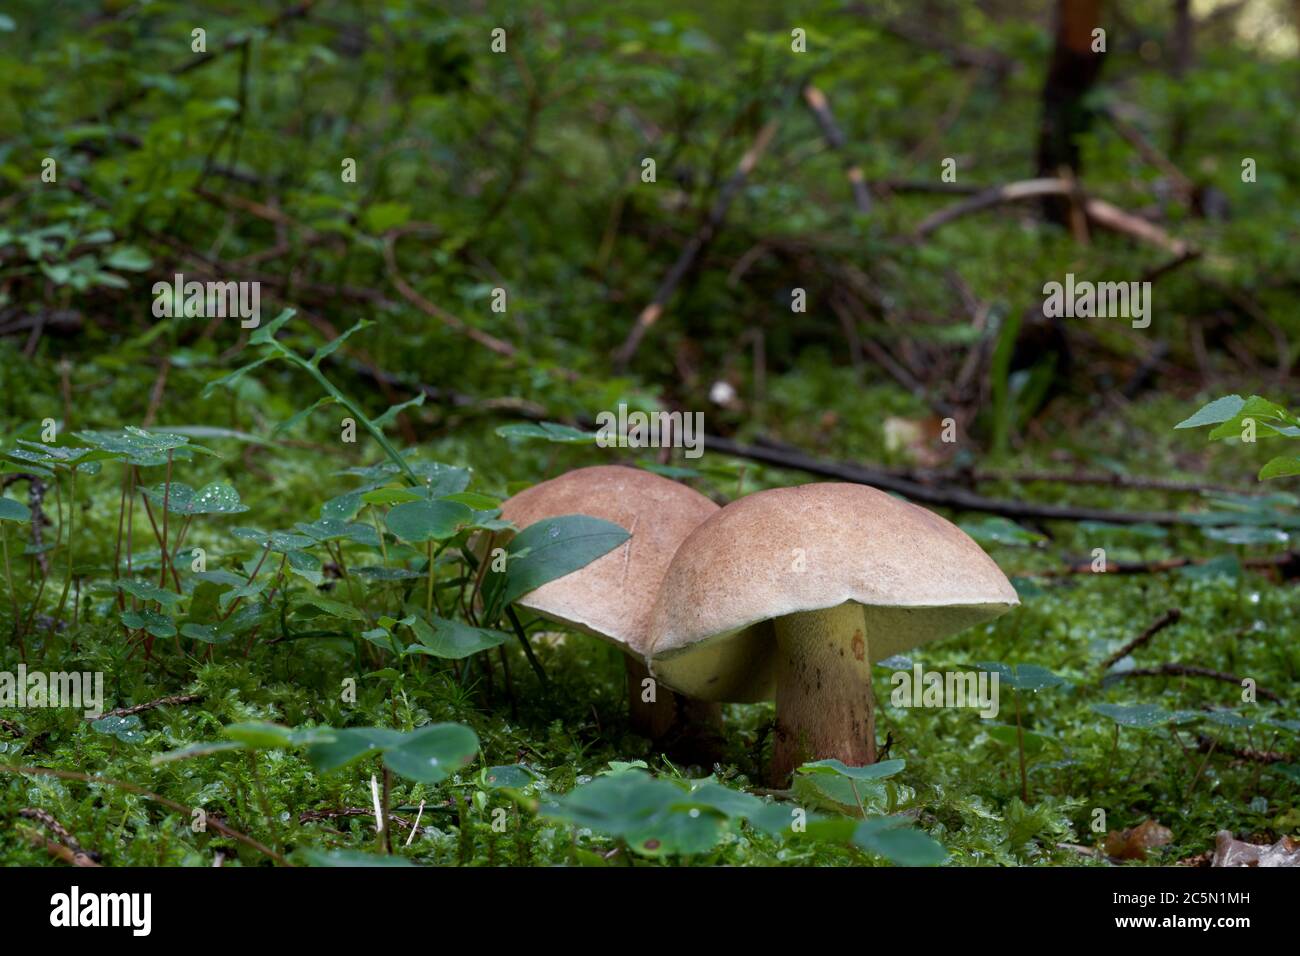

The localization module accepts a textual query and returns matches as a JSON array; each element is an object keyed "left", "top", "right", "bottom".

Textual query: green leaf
[
  {"left": 0, "top": 497, "right": 31, "bottom": 522},
  {"left": 143, "top": 481, "right": 249, "bottom": 516},
  {"left": 372, "top": 392, "right": 426, "bottom": 429},
  {"left": 151, "top": 740, "right": 248, "bottom": 764},
  {"left": 285, "top": 550, "right": 324, "bottom": 586},
  {"left": 959, "top": 516, "right": 1046, "bottom": 547},
  {"left": 273, "top": 396, "right": 336, "bottom": 436},
  {"left": 116, "top": 579, "right": 183, "bottom": 606},
  {"left": 494, "top": 422, "right": 597, "bottom": 444},
  {"left": 297, "top": 595, "right": 365, "bottom": 622},
  {"left": 249, "top": 308, "right": 295, "bottom": 345},
  {"left": 307, "top": 727, "right": 404, "bottom": 772},
  {"left": 361, "top": 487, "right": 424, "bottom": 506},
  {"left": 362, "top": 202, "right": 411, "bottom": 233},
  {"left": 1202, "top": 525, "right": 1288, "bottom": 546},
  {"left": 224, "top": 721, "right": 336, "bottom": 749},
  {"left": 406, "top": 616, "right": 509, "bottom": 659},
  {"left": 385, "top": 499, "right": 473, "bottom": 543},
  {"left": 798, "top": 758, "right": 906, "bottom": 781},
  {"left": 180, "top": 623, "right": 229, "bottom": 645},
  {"left": 484, "top": 764, "right": 542, "bottom": 789},
  {"left": 501, "top": 514, "right": 630, "bottom": 605},
  {"left": 202, "top": 356, "right": 276, "bottom": 398},
  {"left": 1174, "top": 395, "right": 1245, "bottom": 429},
  {"left": 976, "top": 662, "right": 1068, "bottom": 692},
  {"left": 104, "top": 246, "right": 152, "bottom": 271},
  {"left": 543, "top": 770, "right": 722, "bottom": 856},
  {"left": 853, "top": 821, "right": 947, "bottom": 865},
  {"left": 1091, "top": 703, "right": 1174, "bottom": 729},
  {"left": 310, "top": 320, "right": 373, "bottom": 367},
  {"left": 121, "top": 609, "right": 176, "bottom": 638},
  {"left": 382, "top": 722, "right": 480, "bottom": 784},
  {"left": 91, "top": 715, "right": 146, "bottom": 744},
  {"left": 1260, "top": 457, "right": 1300, "bottom": 481}
]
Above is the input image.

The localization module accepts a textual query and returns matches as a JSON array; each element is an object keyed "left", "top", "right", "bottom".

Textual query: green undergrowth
[{"left": 1, "top": 328, "right": 1297, "bottom": 867}]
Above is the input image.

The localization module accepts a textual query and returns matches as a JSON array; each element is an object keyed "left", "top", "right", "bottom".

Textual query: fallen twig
[
  {"left": 802, "top": 84, "right": 871, "bottom": 214},
  {"left": 914, "top": 177, "right": 1190, "bottom": 255},
  {"left": 1196, "top": 736, "right": 1290, "bottom": 765},
  {"left": 17, "top": 824, "right": 101, "bottom": 867},
  {"left": 1113, "top": 664, "right": 1281, "bottom": 703},
  {"left": 703, "top": 434, "right": 1200, "bottom": 525},
  {"left": 1029, "top": 552, "right": 1300, "bottom": 577},
  {"left": 18, "top": 807, "right": 100, "bottom": 865},
  {"left": 0, "top": 765, "right": 290, "bottom": 866},
  {"left": 88, "top": 693, "right": 204, "bottom": 722},
  {"left": 614, "top": 116, "right": 782, "bottom": 368},
  {"left": 382, "top": 233, "right": 519, "bottom": 358},
  {"left": 1100, "top": 608, "right": 1182, "bottom": 670}
]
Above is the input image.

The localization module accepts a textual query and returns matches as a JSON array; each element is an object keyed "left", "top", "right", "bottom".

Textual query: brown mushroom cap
[
  {"left": 499, "top": 465, "right": 719, "bottom": 658},
  {"left": 646, "top": 482, "right": 1020, "bottom": 701}
]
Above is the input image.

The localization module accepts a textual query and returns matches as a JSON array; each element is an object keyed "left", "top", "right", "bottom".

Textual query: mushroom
[
  {"left": 499, "top": 465, "right": 723, "bottom": 751},
  {"left": 646, "top": 482, "right": 1019, "bottom": 783}
]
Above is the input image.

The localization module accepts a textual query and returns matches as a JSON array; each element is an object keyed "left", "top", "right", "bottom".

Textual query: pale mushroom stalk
[
  {"left": 771, "top": 603, "right": 875, "bottom": 782},
  {"left": 646, "top": 483, "right": 1020, "bottom": 786}
]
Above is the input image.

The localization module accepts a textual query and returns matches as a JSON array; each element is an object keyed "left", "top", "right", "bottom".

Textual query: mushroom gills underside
[{"left": 650, "top": 600, "right": 1015, "bottom": 701}]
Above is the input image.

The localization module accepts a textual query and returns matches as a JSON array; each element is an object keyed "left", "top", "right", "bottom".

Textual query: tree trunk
[{"left": 1036, "top": 0, "right": 1105, "bottom": 224}]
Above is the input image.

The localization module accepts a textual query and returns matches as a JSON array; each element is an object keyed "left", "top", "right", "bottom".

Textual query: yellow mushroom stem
[{"left": 771, "top": 602, "right": 876, "bottom": 784}]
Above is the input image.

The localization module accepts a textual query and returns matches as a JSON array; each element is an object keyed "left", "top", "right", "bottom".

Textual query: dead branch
[
  {"left": 382, "top": 233, "right": 519, "bottom": 358},
  {"left": 702, "top": 434, "right": 1198, "bottom": 525},
  {"left": 1114, "top": 664, "right": 1282, "bottom": 703},
  {"left": 89, "top": 693, "right": 204, "bottom": 722},
  {"left": 614, "top": 117, "right": 781, "bottom": 368},
  {"left": 801, "top": 84, "right": 871, "bottom": 214},
  {"left": 17, "top": 824, "right": 101, "bottom": 867},
  {"left": 1196, "top": 735, "right": 1290, "bottom": 765},
  {"left": 914, "top": 177, "right": 1190, "bottom": 255},
  {"left": 1029, "top": 552, "right": 1300, "bottom": 578},
  {"left": 1100, "top": 608, "right": 1182, "bottom": 670}
]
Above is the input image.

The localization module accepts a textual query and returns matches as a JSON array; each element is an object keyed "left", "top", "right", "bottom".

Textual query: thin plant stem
[
  {"left": 1014, "top": 689, "right": 1028, "bottom": 803},
  {"left": 53, "top": 468, "right": 77, "bottom": 625}
]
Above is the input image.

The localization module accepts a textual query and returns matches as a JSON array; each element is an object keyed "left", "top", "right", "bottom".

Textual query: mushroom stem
[
  {"left": 771, "top": 602, "right": 875, "bottom": 784},
  {"left": 626, "top": 657, "right": 723, "bottom": 757}
]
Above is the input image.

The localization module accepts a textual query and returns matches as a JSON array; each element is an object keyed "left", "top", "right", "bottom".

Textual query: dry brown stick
[
  {"left": 1100, "top": 106, "right": 1197, "bottom": 201},
  {"left": 1115, "top": 664, "right": 1282, "bottom": 703},
  {"left": 19, "top": 807, "right": 93, "bottom": 856},
  {"left": 1195, "top": 735, "right": 1289, "bottom": 765},
  {"left": 703, "top": 434, "right": 1197, "bottom": 525},
  {"left": 1029, "top": 552, "right": 1299, "bottom": 578},
  {"left": 382, "top": 234, "right": 519, "bottom": 359},
  {"left": 914, "top": 177, "right": 1190, "bottom": 255},
  {"left": 801, "top": 85, "right": 871, "bottom": 214},
  {"left": 1100, "top": 608, "right": 1181, "bottom": 670},
  {"left": 0, "top": 765, "right": 290, "bottom": 865},
  {"left": 614, "top": 117, "right": 781, "bottom": 368},
  {"left": 142, "top": 357, "right": 170, "bottom": 427},
  {"left": 17, "top": 825, "right": 101, "bottom": 867},
  {"left": 88, "top": 693, "right": 204, "bottom": 722}
]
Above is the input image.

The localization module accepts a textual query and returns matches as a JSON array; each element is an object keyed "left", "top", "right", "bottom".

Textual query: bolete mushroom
[
  {"left": 646, "top": 482, "right": 1019, "bottom": 783},
  {"left": 499, "top": 465, "right": 723, "bottom": 753}
]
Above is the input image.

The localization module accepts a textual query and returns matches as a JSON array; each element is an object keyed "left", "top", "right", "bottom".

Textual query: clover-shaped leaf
[{"left": 144, "top": 481, "right": 249, "bottom": 516}]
